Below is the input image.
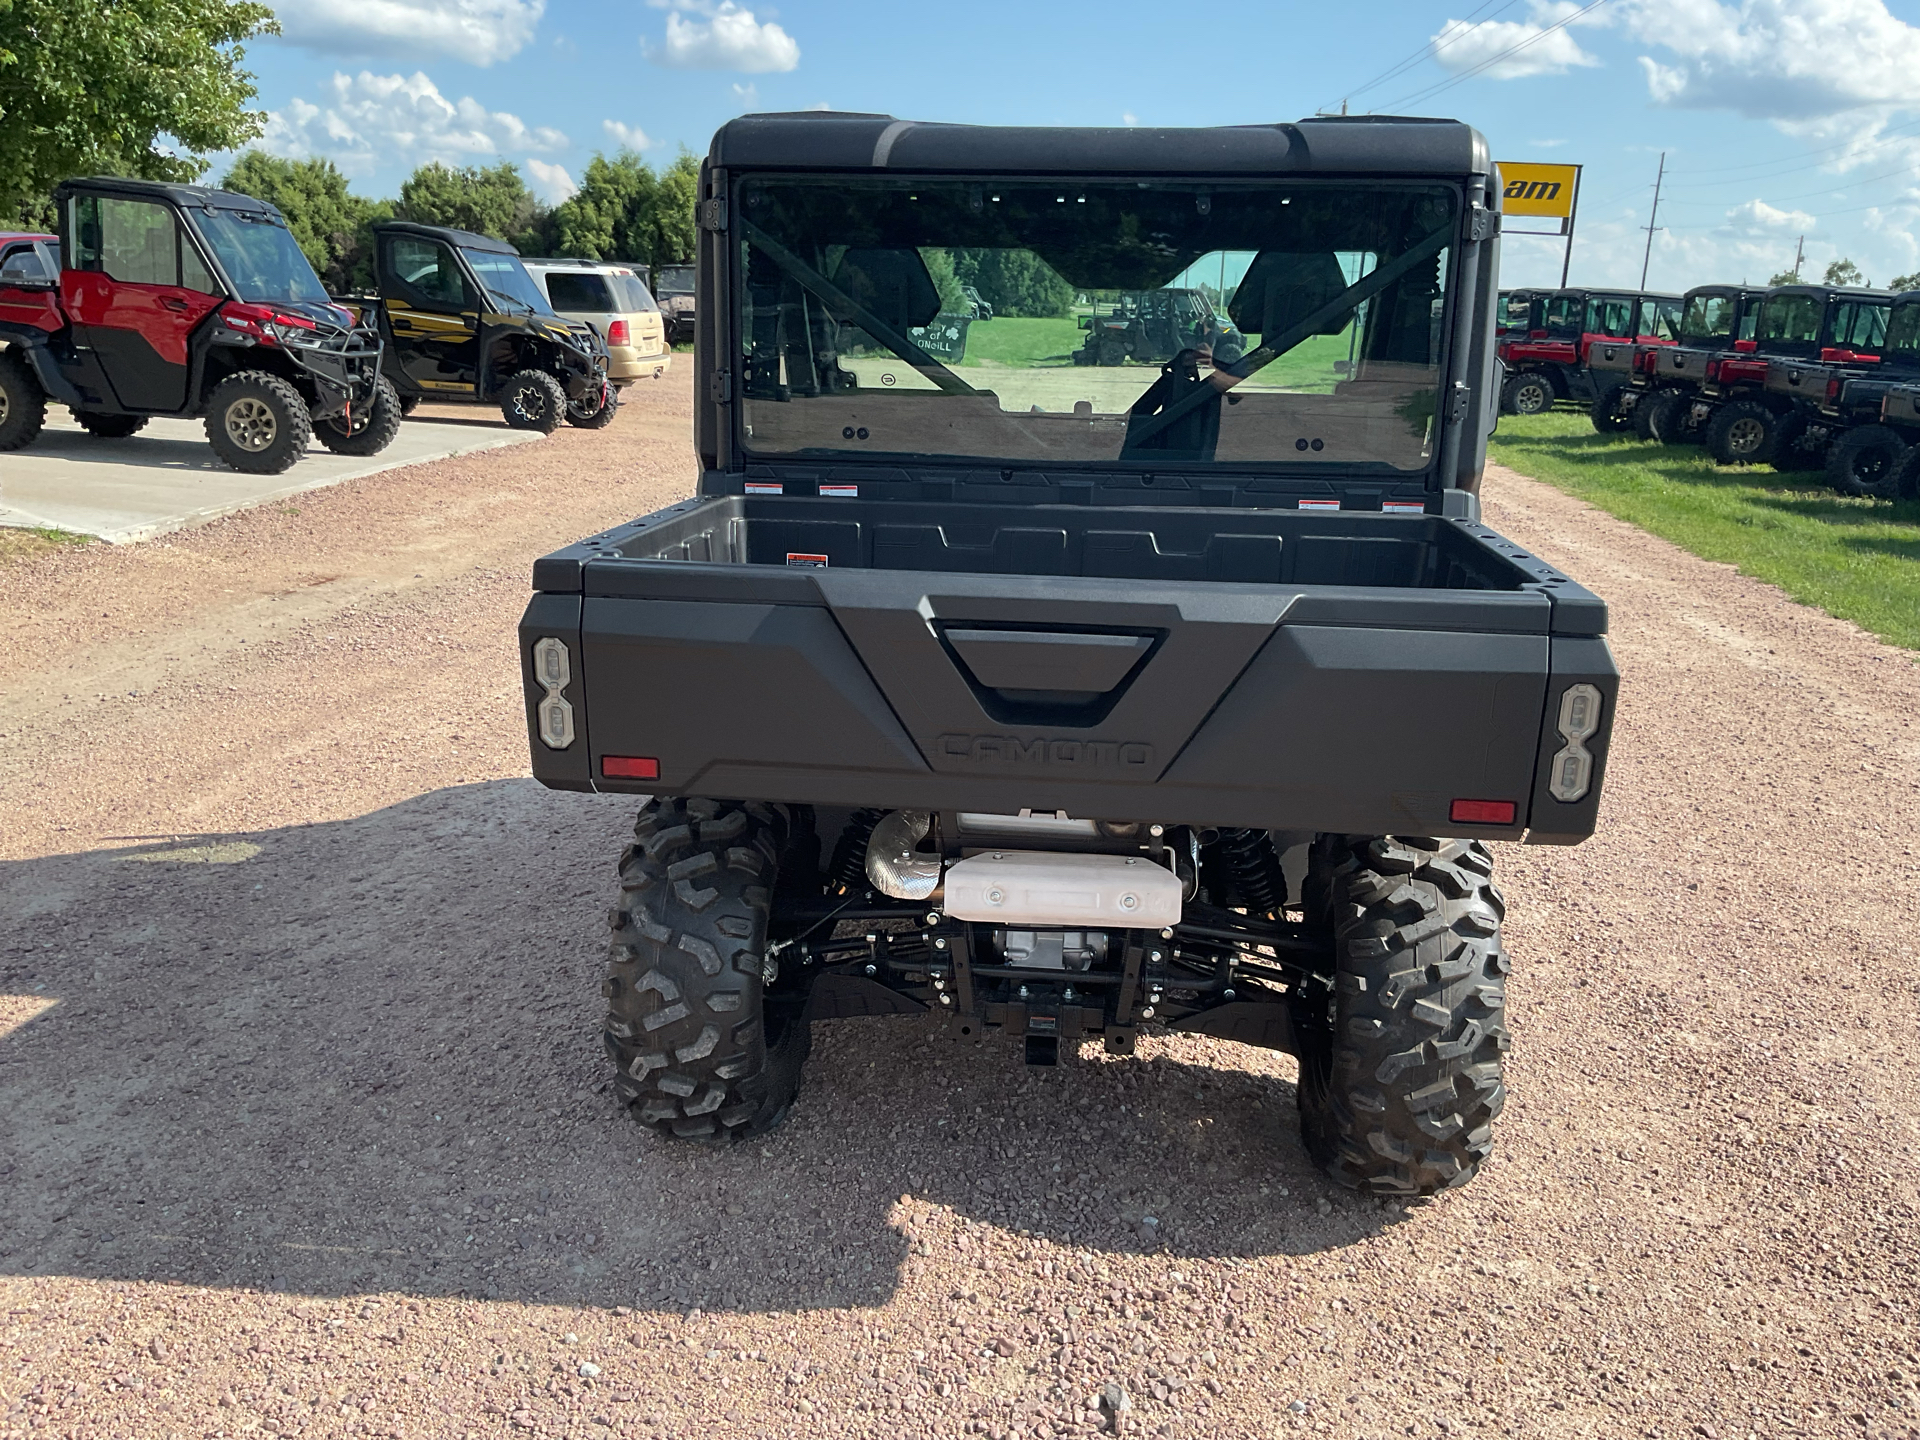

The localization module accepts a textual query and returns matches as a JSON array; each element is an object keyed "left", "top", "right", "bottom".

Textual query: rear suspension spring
[{"left": 1215, "top": 828, "right": 1286, "bottom": 916}]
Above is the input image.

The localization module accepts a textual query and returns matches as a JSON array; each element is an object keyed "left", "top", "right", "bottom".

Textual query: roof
[
  {"left": 1763, "top": 284, "right": 1895, "bottom": 300},
  {"left": 1549, "top": 288, "right": 1683, "bottom": 300},
  {"left": 51, "top": 177, "right": 285, "bottom": 217},
  {"left": 521, "top": 257, "right": 643, "bottom": 271},
  {"left": 709, "top": 112, "right": 1491, "bottom": 178},
  {"left": 0, "top": 233, "right": 55, "bottom": 247},
  {"left": 372, "top": 220, "right": 519, "bottom": 255}
]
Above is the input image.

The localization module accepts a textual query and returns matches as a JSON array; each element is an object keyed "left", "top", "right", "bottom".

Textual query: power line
[
  {"left": 1328, "top": 0, "right": 1525, "bottom": 111},
  {"left": 1381, "top": 0, "right": 1616, "bottom": 113}
]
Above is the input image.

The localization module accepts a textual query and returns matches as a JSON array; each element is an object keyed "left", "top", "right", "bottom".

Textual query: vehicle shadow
[{"left": 0, "top": 780, "right": 1394, "bottom": 1316}]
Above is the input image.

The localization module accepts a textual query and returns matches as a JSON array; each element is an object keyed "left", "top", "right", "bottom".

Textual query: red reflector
[
  {"left": 608, "top": 319, "right": 630, "bottom": 347},
  {"left": 1450, "top": 799, "right": 1517, "bottom": 825},
  {"left": 602, "top": 755, "right": 659, "bottom": 780}
]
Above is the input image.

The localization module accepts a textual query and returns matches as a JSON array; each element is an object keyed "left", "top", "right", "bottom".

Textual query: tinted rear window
[
  {"left": 611, "top": 273, "right": 659, "bottom": 312},
  {"left": 543, "top": 271, "right": 617, "bottom": 310}
]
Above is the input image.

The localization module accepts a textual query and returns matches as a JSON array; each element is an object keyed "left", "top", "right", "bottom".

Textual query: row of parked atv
[
  {"left": 0, "top": 176, "right": 618, "bottom": 477},
  {"left": 1496, "top": 281, "right": 1920, "bottom": 500}
]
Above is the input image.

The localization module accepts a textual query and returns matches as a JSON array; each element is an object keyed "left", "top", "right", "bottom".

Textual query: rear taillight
[
  {"left": 1827, "top": 376, "right": 1843, "bottom": 401},
  {"left": 532, "top": 638, "right": 575, "bottom": 750},
  {"left": 608, "top": 319, "right": 630, "bottom": 347},
  {"left": 1705, "top": 359, "right": 1721, "bottom": 382},
  {"left": 1450, "top": 799, "right": 1517, "bottom": 826}
]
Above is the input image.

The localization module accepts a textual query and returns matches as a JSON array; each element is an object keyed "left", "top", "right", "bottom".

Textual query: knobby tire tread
[{"left": 1295, "top": 835, "right": 1509, "bottom": 1197}]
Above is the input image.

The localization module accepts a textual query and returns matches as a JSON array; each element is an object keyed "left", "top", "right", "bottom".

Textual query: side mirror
[{"left": 0, "top": 268, "right": 55, "bottom": 291}]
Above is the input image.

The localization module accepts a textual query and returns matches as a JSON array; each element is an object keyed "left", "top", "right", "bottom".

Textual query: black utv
[
  {"left": 1796, "top": 290, "right": 1920, "bottom": 498},
  {"left": 361, "top": 221, "right": 614, "bottom": 433},
  {"left": 0, "top": 177, "right": 395, "bottom": 473},
  {"left": 518, "top": 118, "right": 1619, "bottom": 1198},
  {"left": 1701, "top": 285, "right": 1894, "bottom": 468},
  {"left": 1625, "top": 284, "right": 1767, "bottom": 445}
]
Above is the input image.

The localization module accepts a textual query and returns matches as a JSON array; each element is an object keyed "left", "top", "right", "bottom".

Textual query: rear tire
[
  {"left": 0, "top": 350, "right": 47, "bottom": 451},
  {"left": 204, "top": 370, "right": 311, "bottom": 474},
  {"left": 1294, "top": 835, "right": 1509, "bottom": 1196},
  {"left": 1500, "top": 371, "right": 1553, "bottom": 416},
  {"left": 604, "top": 798, "right": 811, "bottom": 1141},
  {"left": 1823, "top": 424, "right": 1906, "bottom": 497},
  {"left": 1890, "top": 445, "right": 1920, "bottom": 501},
  {"left": 566, "top": 379, "right": 620, "bottom": 429},
  {"left": 1589, "top": 383, "right": 1633, "bottom": 433},
  {"left": 1766, "top": 411, "right": 1821, "bottom": 472},
  {"left": 1635, "top": 389, "right": 1687, "bottom": 443},
  {"left": 398, "top": 393, "right": 421, "bottom": 416},
  {"left": 1704, "top": 399, "right": 1775, "bottom": 465},
  {"left": 315, "top": 375, "right": 403, "bottom": 458},
  {"left": 73, "top": 410, "right": 147, "bottom": 439},
  {"left": 501, "top": 369, "right": 566, "bottom": 433}
]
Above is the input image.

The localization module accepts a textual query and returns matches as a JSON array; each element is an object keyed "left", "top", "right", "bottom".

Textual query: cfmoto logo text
[{"left": 937, "top": 734, "right": 1154, "bottom": 768}]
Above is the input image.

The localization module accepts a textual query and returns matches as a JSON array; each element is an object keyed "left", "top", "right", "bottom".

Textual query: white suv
[{"left": 521, "top": 260, "right": 671, "bottom": 390}]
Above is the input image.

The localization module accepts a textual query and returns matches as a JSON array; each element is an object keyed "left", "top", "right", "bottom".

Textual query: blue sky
[{"left": 236, "top": 0, "right": 1920, "bottom": 293}]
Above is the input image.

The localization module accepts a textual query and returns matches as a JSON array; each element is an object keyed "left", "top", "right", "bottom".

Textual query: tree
[
  {"left": 1767, "top": 269, "right": 1802, "bottom": 286},
  {"left": 0, "top": 0, "right": 276, "bottom": 223},
  {"left": 397, "top": 162, "right": 551, "bottom": 252},
  {"left": 951, "top": 248, "right": 1074, "bottom": 318},
  {"left": 549, "top": 148, "right": 700, "bottom": 271},
  {"left": 1823, "top": 257, "right": 1866, "bottom": 287},
  {"left": 1890, "top": 272, "right": 1920, "bottom": 293},
  {"left": 221, "top": 151, "right": 381, "bottom": 291}
]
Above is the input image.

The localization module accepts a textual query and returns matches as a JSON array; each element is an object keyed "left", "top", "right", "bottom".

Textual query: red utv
[
  {"left": 0, "top": 177, "right": 396, "bottom": 473},
  {"left": 1700, "top": 285, "right": 1894, "bottom": 467},
  {"left": 1497, "top": 287, "right": 1681, "bottom": 416}
]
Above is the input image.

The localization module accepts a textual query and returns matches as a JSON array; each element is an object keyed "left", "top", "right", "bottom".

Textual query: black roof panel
[
  {"left": 53, "top": 176, "right": 286, "bottom": 217},
  {"left": 710, "top": 113, "right": 1490, "bottom": 178},
  {"left": 373, "top": 220, "right": 519, "bottom": 255}
]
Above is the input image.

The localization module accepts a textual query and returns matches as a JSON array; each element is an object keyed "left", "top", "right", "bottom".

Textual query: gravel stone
[{"left": 1, "top": 395, "right": 1917, "bottom": 1439}]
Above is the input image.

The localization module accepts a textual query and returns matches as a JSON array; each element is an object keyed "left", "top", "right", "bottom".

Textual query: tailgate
[{"left": 526, "top": 564, "right": 1617, "bottom": 843}]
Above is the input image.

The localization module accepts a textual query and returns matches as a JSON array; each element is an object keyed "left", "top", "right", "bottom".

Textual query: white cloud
[
  {"left": 732, "top": 81, "right": 760, "bottom": 108},
  {"left": 263, "top": 71, "right": 568, "bottom": 174},
  {"left": 602, "top": 119, "right": 653, "bottom": 150},
  {"left": 525, "top": 159, "right": 577, "bottom": 204},
  {"left": 1724, "top": 197, "right": 1816, "bottom": 232},
  {"left": 647, "top": 2, "right": 799, "bottom": 73},
  {"left": 270, "top": 0, "right": 543, "bottom": 67},
  {"left": 1122, "top": 112, "right": 1140, "bottom": 126},
  {"left": 1430, "top": 4, "right": 1601, "bottom": 81},
  {"left": 1620, "top": 0, "right": 1920, "bottom": 122},
  {"left": 1530, "top": 138, "right": 1568, "bottom": 148}
]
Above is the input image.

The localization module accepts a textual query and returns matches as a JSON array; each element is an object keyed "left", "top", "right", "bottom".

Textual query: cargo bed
[{"left": 522, "top": 495, "right": 1616, "bottom": 844}]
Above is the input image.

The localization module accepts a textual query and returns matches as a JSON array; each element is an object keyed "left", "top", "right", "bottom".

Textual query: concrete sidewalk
[{"left": 0, "top": 410, "right": 542, "bottom": 543}]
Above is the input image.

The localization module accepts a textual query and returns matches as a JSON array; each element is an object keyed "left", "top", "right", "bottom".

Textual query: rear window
[
  {"left": 656, "top": 264, "right": 693, "bottom": 295},
  {"left": 543, "top": 270, "right": 617, "bottom": 311},
  {"left": 610, "top": 272, "right": 659, "bottom": 312}
]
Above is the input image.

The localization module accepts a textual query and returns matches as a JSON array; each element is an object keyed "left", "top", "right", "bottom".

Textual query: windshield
[
  {"left": 736, "top": 177, "right": 1457, "bottom": 473},
  {"left": 1679, "top": 292, "right": 1737, "bottom": 343},
  {"left": 1756, "top": 293, "right": 1824, "bottom": 352},
  {"left": 1585, "top": 295, "right": 1636, "bottom": 338},
  {"left": 657, "top": 265, "right": 694, "bottom": 295},
  {"left": 1886, "top": 302, "right": 1920, "bottom": 360},
  {"left": 461, "top": 248, "right": 557, "bottom": 316},
  {"left": 1544, "top": 293, "right": 1582, "bottom": 335},
  {"left": 1830, "top": 299, "right": 1888, "bottom": 350},
  {"left": 1499, "top": 291, "right": 1535, "bottom": 329},
  {"left": 196, "top": 209, "right": 330, "bottom": 304}
]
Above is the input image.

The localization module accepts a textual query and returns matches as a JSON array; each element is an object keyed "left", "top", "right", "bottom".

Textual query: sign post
[{"left": 1497, "top": 162, "right": 1582, "bottom": 287}]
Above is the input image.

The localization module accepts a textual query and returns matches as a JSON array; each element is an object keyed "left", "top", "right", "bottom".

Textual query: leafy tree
[
  {"left": 1767, "top": 269, "right": 1801, "bottom": 286},
  {"left": 549, "top": 148, "right": 700, "bottom": 272},
  {"left": 951, "top": 248, "right": 1073, "bottom": 318},
  {"left": 1823, "top": 257, "right": 1866, "bottom": 287},
  {"left": 221, "top": 151, "right": 380, "bottom": 291},
  {"left": 920, "top": 248, "right": 969, "bottom": 313},
  {"left": 1889, "top": 271, "right": 1920, "bottom": 293},
  {"left": 398, "top": 162, "right": 551, "bottom": 252},
  {"left": 0, "top": 0, "right": 276, "bottom": 223}
]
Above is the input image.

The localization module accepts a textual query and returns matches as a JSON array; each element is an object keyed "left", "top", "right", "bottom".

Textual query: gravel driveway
[{"left": 2, "top": 378, "right": 1917, "bottom": 1440}]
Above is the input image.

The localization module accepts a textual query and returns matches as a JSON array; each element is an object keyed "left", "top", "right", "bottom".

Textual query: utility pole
[
  {"left": 1792, "top": 234, "right": 1805, "bottom": 280},
  {"left": 1639, "top": 151, "right": 1666, "bottom": 291}
]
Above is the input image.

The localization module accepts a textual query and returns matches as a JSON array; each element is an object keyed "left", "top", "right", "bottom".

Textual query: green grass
[
  {"left": 956, "top": 316, "right": 1084, "bottom": 367},
  {"left": 955, "top": 315, "right": 1359, "bottom": 387},
  {"left": 1488, "top": 410, "right": 1920, "bottom": 651},
  {"left": 0, "top": 526, "right": 93, "bottom": 566}
]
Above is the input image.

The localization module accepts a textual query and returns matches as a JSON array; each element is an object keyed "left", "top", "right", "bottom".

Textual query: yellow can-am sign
[{"left": 1499, "top": 163, "right": 1579, "bottom": 219}]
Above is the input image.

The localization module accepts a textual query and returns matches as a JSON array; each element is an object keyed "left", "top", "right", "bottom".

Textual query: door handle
[{"left": 160, "top": 296, "right": 190, "bottom": 313}]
